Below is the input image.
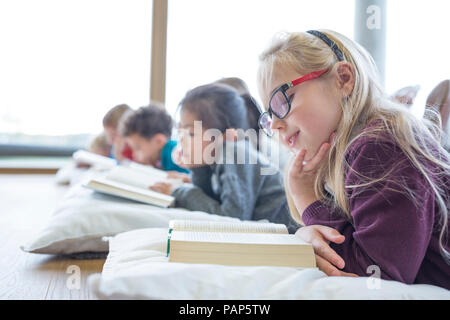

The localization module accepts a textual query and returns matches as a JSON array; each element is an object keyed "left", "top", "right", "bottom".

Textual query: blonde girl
[{"left": 257, "top": 29, "right": 450, "bottom": 289}]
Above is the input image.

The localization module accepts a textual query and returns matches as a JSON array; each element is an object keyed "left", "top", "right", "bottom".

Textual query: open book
[
  {"left": 167, "top": 220, "right": 316, "bottom": 268},
  {"left": 83, "top": 165, "right": 183, "bottom": 208},
  {"left": 72, "top": 150, "right": 117, "bottom": 170}
]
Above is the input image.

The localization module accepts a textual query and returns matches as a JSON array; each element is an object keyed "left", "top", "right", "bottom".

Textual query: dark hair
[
  {"left": 214, "top": 77, "right": 262, "bottom": 134},
  {"left": 119, "top": 104, "right": 173, "bottom": 139},
  {"left": 241, "top": 93, "right": 262, "bottom": 133},
  {"left": 178, "top": 83, "right": 248, "bottom": 132}
]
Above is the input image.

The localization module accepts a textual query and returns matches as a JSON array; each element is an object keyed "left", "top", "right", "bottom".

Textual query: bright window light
[
  {"left": 0, "top": 0, "right": 152, "bottom": 142},
  {"left": 1, "top": 0, "right": 448, "bottom": 147},
  {"left": 166, "top": 0, "right": 355, "bottom": 116},
  {"left": 385, "top": 0, "right": 450, "bottom": 118}
]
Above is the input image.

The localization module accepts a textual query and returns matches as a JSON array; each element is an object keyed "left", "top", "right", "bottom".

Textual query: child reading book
[
  {"left": 149, "top": 83, "right": 299, "bottom": 233},
  {"left": 215, "top": 76, "right": 291, "bottom": 171},
  {"left": 83, "top": 163, "right": 180, "bottom": 207},
  {"left": 88, "top": 132, "right": 111, "bottom": 158},
  {"left": 214, "top": 77, "right": 261, "bottom": 141},
  {"left": 102, "top": 103, "right": 134, "bottom": 162},
  {"left": 257, "top": 29, "right": 450, "bottom": 289},
  {"left": 72, "top": 133, "right": 112, "bottom": 169},
  {"left": 119, "top": 103, "right": 189, "bottom": 174}
]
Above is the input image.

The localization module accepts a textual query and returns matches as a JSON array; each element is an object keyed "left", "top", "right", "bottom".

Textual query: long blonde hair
[{"left": 258, "top": 30, "right": 450, "bottom": 262}]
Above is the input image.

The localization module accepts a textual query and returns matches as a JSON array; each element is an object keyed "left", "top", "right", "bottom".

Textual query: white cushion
[
  {"left": 21, "top": 183, "right": 241, "bottom": 255},
  {"left": 54, "top": 162, "right": 90, "bottom": 186},
  {"left": 88, "top": 228, "right": 450, "bottom": 300}
]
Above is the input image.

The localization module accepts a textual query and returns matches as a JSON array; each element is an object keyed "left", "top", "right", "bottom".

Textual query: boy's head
[
  {"left": 119, "top": 103, "right": 173, "bottom": 165},
  {"left": 89, "top": 132, "right": 111, "bottom": 157},
  {"left": 102, "top": 104, "right": 132, "bottom": 144}
]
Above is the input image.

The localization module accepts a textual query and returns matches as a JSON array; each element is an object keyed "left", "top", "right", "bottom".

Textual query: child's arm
[
  {"left": 171, "top": 164, "right": 260, "bottom": 221},
  {"left": 166, "top": 171, "right": 191, "bottom": 183},
  {"left": 302, "top": 139, "right": 436, "bottom": 284}
]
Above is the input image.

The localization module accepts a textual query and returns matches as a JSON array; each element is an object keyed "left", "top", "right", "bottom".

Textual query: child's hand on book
[
  {"left": 295, "top": 225, "right": 358, "bottom": 278},
  {"left": 149, "top": 182, "right": 172, "bottom": 195},
  {"left": 166, "top": 171, "right": 191, "bottom": 183}
]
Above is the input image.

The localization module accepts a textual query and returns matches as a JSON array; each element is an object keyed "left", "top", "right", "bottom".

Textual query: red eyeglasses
[{"left": 258, "top": 68, "right": 329, "bottom": 136}]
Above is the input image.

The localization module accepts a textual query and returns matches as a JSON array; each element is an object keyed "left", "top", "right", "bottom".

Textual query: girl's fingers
[
  {"left": 315, "top": 255, "right": 342, "bottom": 277},
  {"left": 316, "top": 256, "right": 357, "bottom": 277},
  {"left": 296, "top": 226, "right": 347, "bottom": 274},
  {"left": 298, "top": 227, "right": 345, "bottom": 269},
  {"left": 315, "top": 225, "right": 346, "bottom": 244},
  {"left": 311, "top": 237, "right": 345, "bottom": 270},
  {"left": 149, "top": 182, "right": 164, "bottom": 190},
  {"left": 149, "top": 182, "right": 172, "bottom": 195},
  {"left": 292, "top": 149, "right": 307, "bottom": 170},
  {"left": 329, "top": 131, "right": 337, "bottom": 144},
  {"left": 303, "top": 142, "right": 330, "bottom": 172},
  {"left": 298, "top": 225, "right": 345, "bottom": 245},
  {"left": 340, "top": 271, "right": 359, "bottom": 277}
]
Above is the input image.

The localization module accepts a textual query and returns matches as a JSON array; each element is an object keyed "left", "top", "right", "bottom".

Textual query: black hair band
[{"left": 306, "top": 30, "right": 345, "bottom": 62}]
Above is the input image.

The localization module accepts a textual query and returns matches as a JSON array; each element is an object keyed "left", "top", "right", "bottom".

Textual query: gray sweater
[{"left": 171, "top": 140, "right": 299, "bottom": 233}]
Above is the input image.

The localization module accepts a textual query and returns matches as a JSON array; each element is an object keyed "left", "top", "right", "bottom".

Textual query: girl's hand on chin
[{"left": 288, "top": 132, "right": 336, "bottom": 213}]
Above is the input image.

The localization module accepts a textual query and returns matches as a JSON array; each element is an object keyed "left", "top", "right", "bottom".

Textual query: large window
[
  {"left": 385, "top": 0, "right": 450, "bottom": 118},
  {"left": 166, "top": 0, "right": 450, "bottom": 120},
  {"left": 0, "top": 0, "right": 152, "bottom": 147},
  {"left": 166, "top": 0, "right": 355, "bottom": 116},
  {"left": 2, "top": 0, "right": 449, "bottom": 150}
]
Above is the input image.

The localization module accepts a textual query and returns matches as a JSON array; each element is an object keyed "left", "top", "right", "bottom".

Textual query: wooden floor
[{"left": 0, "top": 174, "right": 105, "bottom": 299}]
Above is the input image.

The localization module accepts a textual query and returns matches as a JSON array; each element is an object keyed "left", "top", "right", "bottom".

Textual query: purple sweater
[{"left": 302, "top": 130, "right": 450, "bottom": 290}]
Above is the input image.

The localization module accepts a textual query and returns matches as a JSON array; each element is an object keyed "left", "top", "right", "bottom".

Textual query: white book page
[
  {"left": 126, "top": 162, "right": 168, "bottom": 178},
  {"left": 89, "top": 176, "right": 174, "bottom": 202},
  {"left": 72, "top": 150, "right": 117, "bottom": 169},
  {"left": 105, "top": 166, "right": 182, "bottom": 190},
  {"left": 171, "top": 231, "right": 308, "bottom": 245},
  {"left": 169, "top": 220, "right": 288, "bottom": 234},
  {"left": 126, "top": 162, "right": 184, "bottom": 188}
]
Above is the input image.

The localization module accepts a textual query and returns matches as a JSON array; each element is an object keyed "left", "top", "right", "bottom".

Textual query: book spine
[{"left": 166, "top": 228, "right": 173, "bottom": 257}]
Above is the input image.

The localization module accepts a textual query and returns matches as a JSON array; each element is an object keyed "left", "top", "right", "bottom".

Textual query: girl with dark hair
[
  {"left": 214, "top": 77, "right": 291, "bottom": 171},
  {"left": 149, "top": 83, "right": 299, "bottom": 232},
  {"left": 214, "top": 77, "right": 261, "bottom": 134}
]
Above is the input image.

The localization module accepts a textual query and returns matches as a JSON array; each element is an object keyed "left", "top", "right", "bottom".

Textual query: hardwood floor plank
[{"left": 0, "top": 174, "right": 105, "bottom": 300}]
